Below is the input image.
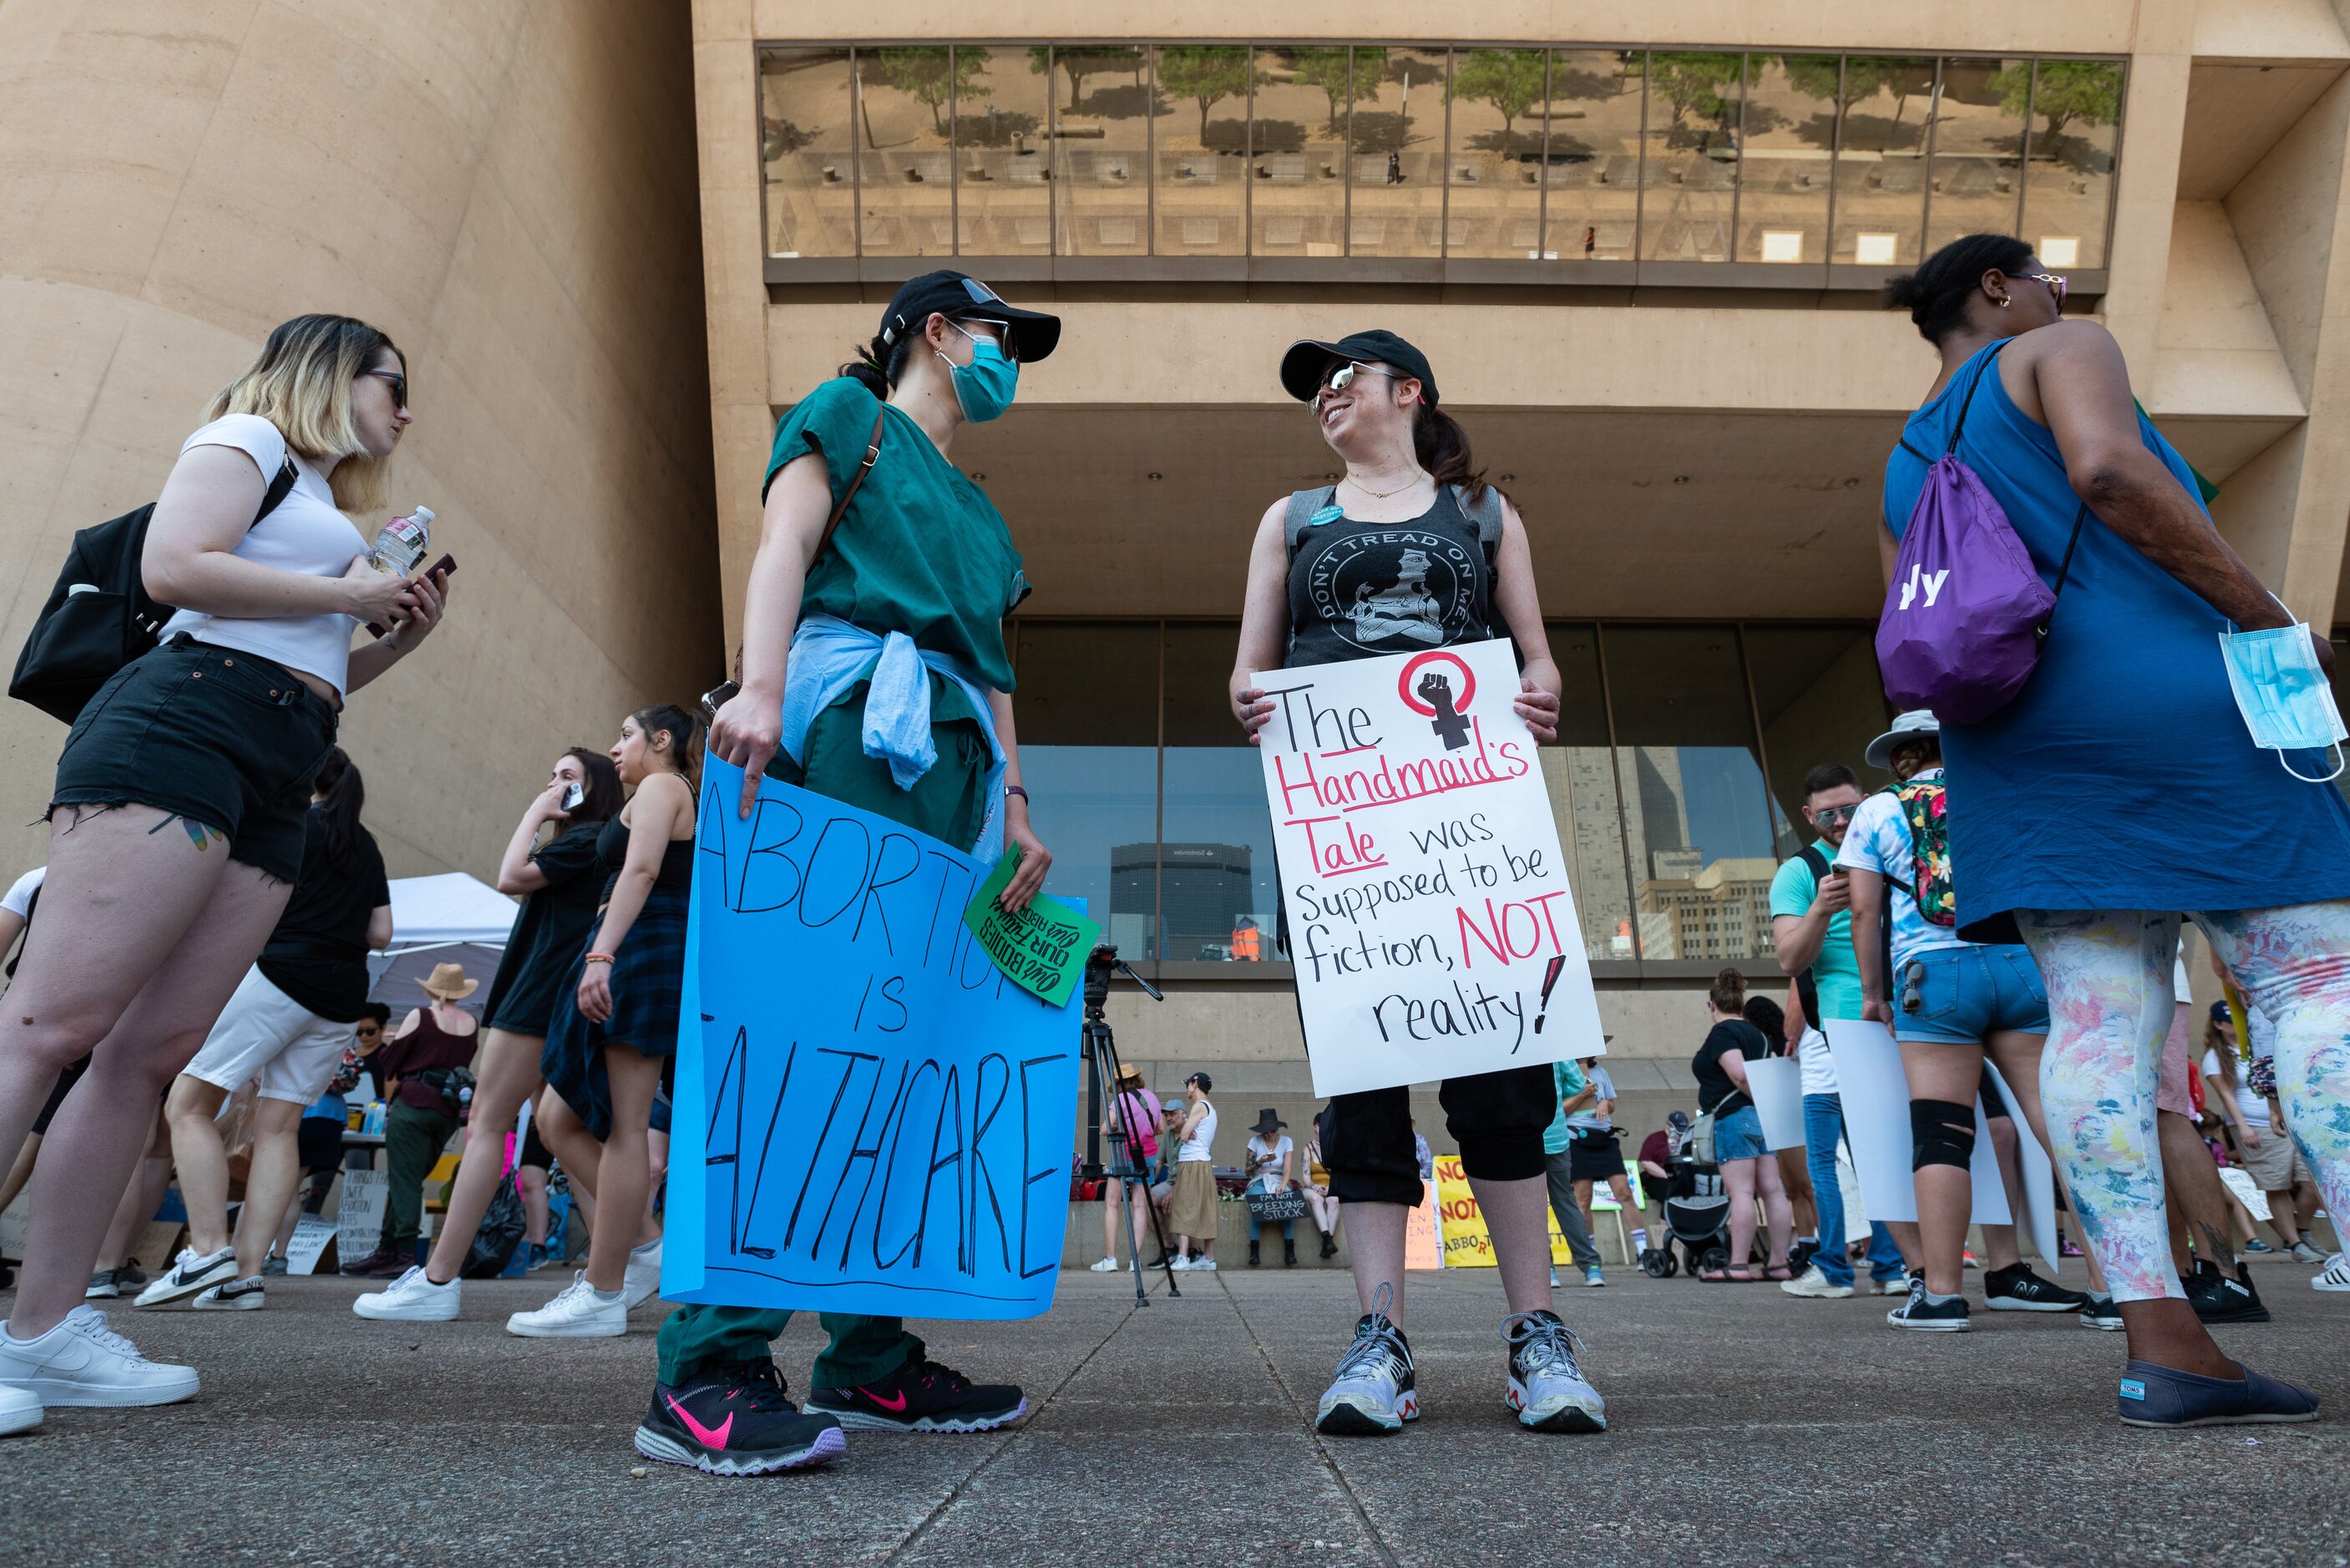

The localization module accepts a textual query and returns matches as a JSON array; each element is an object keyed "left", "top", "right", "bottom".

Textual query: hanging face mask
[
  {"left": 939, "top": 321, "right": 1018, "bottom": 423},
  {"left": 2218, "top": 620, "right": 2347, "bottom": 782}
]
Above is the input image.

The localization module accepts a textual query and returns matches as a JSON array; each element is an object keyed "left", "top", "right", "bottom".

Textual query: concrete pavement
[{"left": 4, "top": 1257, "right": 2347, "bottom": 1566}]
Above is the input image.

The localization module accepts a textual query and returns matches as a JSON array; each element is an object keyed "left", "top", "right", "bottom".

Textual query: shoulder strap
[
  {"left": 814, "top": 407, "right": 887, "bottom": 563},
  {"left": 256, "top": 459, "right": 296, "bottom": 524},
  {"left": 1943, "top": 341, "right": 2010, "bottom": 458},
  {"left": 1283, "top": 486, "right": 1338, "bottom": 560},
  {"left": 1798, "top": 844, "right": 1830, "bottom": 883}
]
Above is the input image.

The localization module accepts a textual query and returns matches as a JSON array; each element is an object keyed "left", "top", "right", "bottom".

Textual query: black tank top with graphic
[{"left": 1284, "top": 485, "right": 1496, "bottom": 669}]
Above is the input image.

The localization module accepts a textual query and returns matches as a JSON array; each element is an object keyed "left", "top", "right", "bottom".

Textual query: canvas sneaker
[
  {"left": 1502, "top": 1310, "right": 1606, "bottom": 1432},
  {"left": 636, "top": 1358, "right": 846, "bottom": 1476},
  {"left": 1983, "top": 1262, "right": 2089, "bottom": 1313},
  {"left": 0, "top": 1383, "right": 41, "bottom": 1436},
  {"left": 133, "top": 1246, "right": 236, "bottom": 1308},
  {"left": 2289, "top": 1241, "right": 2327, "bottom": 1265},
  {"left": 1780, "top": 1264, "right": 1855, "bottom": 1300},
  {"left": 505, "top": 1272, "right": 626, "bottom": 1338},
  {"left": 1887, "top": 1279, "right": 1971, "bottom": 1333},
  {"left": 2117, "top": 1358, "right": 2318, "bottom": 1429},
  {"left": 2312, "top": 1252, "right": 2350, "bottom": 1291},
  {"left": 621, "top": 1237, "right": 665, "bottom": 1309},
  {"left": 1315, "top": 1294, "right": 1418, "bottom": 1436},
  {"left": 0, "top": 1306, "right": 198, "bottom": 1407},
  {"left": 805, "top": 1342, "right": 1026, "bottom": 1433},
  {"left": 354, "top": 1267, "right": 462, "bottom": 1322},
  {"left": 2241, "top": 1237, "right": 2277, "bottom": 1255},
  {"left": 191, "top": 1275, "right": 266, "bottom": 1311}
]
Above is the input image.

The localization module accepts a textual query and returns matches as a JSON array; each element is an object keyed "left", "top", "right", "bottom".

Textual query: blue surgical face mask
[
  {"left": 940, "top": 323, "right": 1018, "bottom": 423},
  {"left": 2219, "top": 620, "right": 2347, "bottom": 782}
]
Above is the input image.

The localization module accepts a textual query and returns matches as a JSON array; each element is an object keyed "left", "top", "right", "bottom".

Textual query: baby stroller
[{"left": 1639, "top": 1112, "right": 1731, "bottom": 1278}]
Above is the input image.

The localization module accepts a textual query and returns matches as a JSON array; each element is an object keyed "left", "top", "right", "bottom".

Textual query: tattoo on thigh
[{"left": 148, "top": 814, "right": 226, "bottom": 851}]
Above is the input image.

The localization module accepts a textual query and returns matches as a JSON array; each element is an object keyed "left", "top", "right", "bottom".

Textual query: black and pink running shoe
[{"left": 634, "top": 1358, "right": 846, "bottom": 1476}]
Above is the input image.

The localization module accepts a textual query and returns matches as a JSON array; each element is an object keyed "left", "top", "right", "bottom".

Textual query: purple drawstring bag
[{"left": 1876, "top": 344, "right": 2089, "bottom": 724}]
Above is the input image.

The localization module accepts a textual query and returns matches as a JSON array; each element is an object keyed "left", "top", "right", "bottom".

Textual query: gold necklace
[{"left": 1343, "top": 467, "right": 1426, "bottom": 499}]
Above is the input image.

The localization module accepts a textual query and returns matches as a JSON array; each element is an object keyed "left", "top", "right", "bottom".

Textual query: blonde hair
[{"left": 206, "top": 314, "right": 403, "bottom": 513}]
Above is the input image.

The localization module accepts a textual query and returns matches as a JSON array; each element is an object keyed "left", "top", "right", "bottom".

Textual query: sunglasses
[
  {"left": 364, "top": 367, "right": 408, "bottom": 407},
  {"left": 1312, "top": 361, "right": 1400, "bottom": 410},
  {"left": 2018, "top": 271, "right": 2067, "bottom": 307},
  {"left": 1810, "top": 803, "right": 1860, "bottom": 825},
  {"left": 1900, "top": 959, "right": 1927, "bottom": 1015}
]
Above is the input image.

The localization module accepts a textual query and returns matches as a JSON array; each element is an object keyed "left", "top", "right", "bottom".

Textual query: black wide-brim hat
[
  {"left": 1279, "top": 328, "right": 1438, "bottom": 407},
  {"left": 880, "top": 270, "right": 1062, "bottom": 362},
  {"left": 1249, "top": 1108, "right": 1286, "bottom": 1134}
]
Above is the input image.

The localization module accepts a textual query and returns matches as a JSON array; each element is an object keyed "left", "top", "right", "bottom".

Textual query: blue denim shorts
[
  {"left": 1711, "top": 1105, "right": 1769, "bottom": 1162},
  {"left": 1895, "top": 944, "right": 2051, "bottom": 1044}
]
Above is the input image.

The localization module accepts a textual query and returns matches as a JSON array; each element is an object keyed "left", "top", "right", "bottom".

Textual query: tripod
[{"left": 1079, "top": 943, "right": 1178, "bottom": 1303}]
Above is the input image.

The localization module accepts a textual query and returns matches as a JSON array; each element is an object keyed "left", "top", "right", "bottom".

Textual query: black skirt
[{"left": 540, "top": 888, "right": 686, "bottom": 1141}]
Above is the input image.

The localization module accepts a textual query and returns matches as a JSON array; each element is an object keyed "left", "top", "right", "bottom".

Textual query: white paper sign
[
  {"left": 1983, "top": 1060, "right": 2059, "bottom": 1267},
  {"left": 1254, "top": 638, "right": 1603, "bottom": 1096},
  {"left": 335, "top": 1168, "right": 387, "bottom": 1264},
  {"left": 1744, "top": 1057, "right": 1807, "bottom": 1151},
  {"left": 285, "top": 1213, "right": 338, "bottom": 1276},
  {"left": 1822, "top": 1019, "right": 2008, "bottom": 1225}
]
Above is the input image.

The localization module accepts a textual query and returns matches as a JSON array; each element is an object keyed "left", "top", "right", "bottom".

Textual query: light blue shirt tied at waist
[{"left": 776, "top": 614, "right": 1007, "bottom": 855}]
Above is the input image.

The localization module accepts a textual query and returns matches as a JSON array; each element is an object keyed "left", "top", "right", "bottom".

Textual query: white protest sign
[
  {"left": 1254, "top": 637, "right": 1603, "bottom": 1096},
  {"left": 1821, "top": 1019, "right": 2008, "bottom": 1225},
  {"left": 285, "top": 1213, "right": 338, "bottom": 1276},
  {"left": 1744, "top": 1057, "right": 1807, "bottom": 1151},
  {"left": 335, "top": 1168, "right": 387, "bottom": 1264},
  {"left": 1983, "top": 1060, "right": 2059, "bottom": 1267}
]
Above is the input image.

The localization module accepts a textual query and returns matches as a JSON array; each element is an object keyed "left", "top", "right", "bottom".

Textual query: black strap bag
[
  {"left": 462, "top": 1170, "right": 529, "bottom": 1279},
  {"left": 9, "top": 459, "right": 297, "bottom": 724}
]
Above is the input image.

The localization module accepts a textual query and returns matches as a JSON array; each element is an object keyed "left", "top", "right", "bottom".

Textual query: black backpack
[{"left": 9, "top": 460, "right": 296, "bottom": 724}]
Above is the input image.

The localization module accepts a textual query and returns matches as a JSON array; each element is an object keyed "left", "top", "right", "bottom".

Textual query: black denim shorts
[
  {"left": 1321, "top": 1064, "right": 1556, "bottom": 1207},
  {"left": 49, "top": 636, "right": 338, "bottom": 885}
]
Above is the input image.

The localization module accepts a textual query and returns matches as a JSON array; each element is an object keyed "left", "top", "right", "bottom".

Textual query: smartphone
[
  {"left": 562, "top": 781, "right": 585, "bottom": 812},
  {"left": 365, "top": 554, "right": 458, "bottom": 638}
]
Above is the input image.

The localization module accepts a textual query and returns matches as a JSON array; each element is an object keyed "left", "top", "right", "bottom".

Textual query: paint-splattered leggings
[{"left": 2016, "top": 905, "right": 2350, "bottom": 1302}]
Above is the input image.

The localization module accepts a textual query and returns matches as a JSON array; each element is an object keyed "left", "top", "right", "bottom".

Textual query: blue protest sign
[{"left": 664, "top": 756, "right": 1082, "bottom": 1320}]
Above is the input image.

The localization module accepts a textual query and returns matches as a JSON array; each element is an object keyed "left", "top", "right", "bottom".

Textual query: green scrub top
[{"left": 763, "top": 376, "right": 1028, "bottom": 696}]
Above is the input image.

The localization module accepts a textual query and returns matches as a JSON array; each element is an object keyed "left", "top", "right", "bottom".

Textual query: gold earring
[{"left": 1996, "top": 295, "right": 2011, "bottom": 308}]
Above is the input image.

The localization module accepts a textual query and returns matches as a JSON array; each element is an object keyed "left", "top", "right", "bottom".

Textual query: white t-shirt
[
  {"left": 1, "top": 867, "right": 44, "bottom": 919},
  {"left": 1836, "top": 770, "right": 1968, "bottom": 974},
  {"left": 1565, "top": 1064, "right": 1616, "bottom": 1130},
  {"left": 2173, "top": 956, "right": 2194, "bottom": 1006},
  {"left": 1797, "top": 1024, "right": 1838, "bottom": 1096},
  {"left": 2202, "top": 1048, "right": 2267, "bottom": 1127},
  {"left": 160, "top": 414, "right": 368, "bottom": 695},
  {"left": 1245, "top": 1132, "right": 1293, "bottom": 1192},
  {"left": 1178, "top": 1098, "right": 1218, "bottom": 1162}
]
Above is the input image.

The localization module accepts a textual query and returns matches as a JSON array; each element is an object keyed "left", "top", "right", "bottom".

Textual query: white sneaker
[
  {"left": 1780, "top": 1264, "right": 1856, "bottom": 1300},
  {"left": 190, "top": 1276, "right": 265, "bottom": 1311},
  {"left": 1193, "top": 1257, "right": 1218, "bottom": 1271},
  {"left": 0, "top": 1383, "right": 41, "bottom": 1435},
  {"left": 354, "top": 1267, "right": 462, "bottom": 1322},
  {"left": 621, "top": 1239, "right": 664, "bottom": 1309},
  {"left": 0, "top": 1306, "right": 198, "bottom": 1407},
  {"left": 133, "top": 1246, "right": 236, "bottom": 1308},
  {"left": 2313, "top": 1253, "right": 2350, "bottom": 1292},
  {"left": 506, "top": 1272, "right": 626, "bottom": 1338},
  {"left": 1872, "top": 1275, "right": 1913, "bottom": 1296},
  {"left": 1088, "top": 1257, "right": 1121, "bottom": 1272},
  {"left": 1168, "top": 1255, "right": 1193, "bottom": 1271}
]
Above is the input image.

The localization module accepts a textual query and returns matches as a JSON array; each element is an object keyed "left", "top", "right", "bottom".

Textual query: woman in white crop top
[{"left": 0, "top": 315, "right": 452, "bottom": 1414}]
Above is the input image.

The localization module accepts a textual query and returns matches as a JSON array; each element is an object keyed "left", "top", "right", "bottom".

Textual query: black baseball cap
[
  {"left": 879, "top": 271, "right": 1061, "bottom": 362},
  {"left": 1279, "top": 329, "right": 1439, "bottom": 407}
]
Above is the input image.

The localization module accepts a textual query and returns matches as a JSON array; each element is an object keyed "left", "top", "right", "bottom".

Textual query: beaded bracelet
[{"left": 583, "top": 953, "right": 615, "bottom": 966}]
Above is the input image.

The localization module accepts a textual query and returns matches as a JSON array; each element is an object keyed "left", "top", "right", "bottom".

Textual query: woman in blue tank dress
[{"left": 1880, "top": 234, "right": 2350, "bottom": 1428}]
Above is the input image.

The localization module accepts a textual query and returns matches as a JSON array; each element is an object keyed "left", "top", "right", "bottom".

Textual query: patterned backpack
[{"left": 1884, "top": 777, "right": 1955, "bottom": 928}]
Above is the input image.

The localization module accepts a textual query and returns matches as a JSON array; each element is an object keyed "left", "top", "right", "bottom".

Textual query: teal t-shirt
[
  {"left": 764, "top": 377, "right": 1029, "bottom": 692},
  {"left": 1770, "top": 842, "right": 1861, "bottom": 1022},
  {"left": 1542, "top": 1057, "right": 1592, "bottom": 1156}
]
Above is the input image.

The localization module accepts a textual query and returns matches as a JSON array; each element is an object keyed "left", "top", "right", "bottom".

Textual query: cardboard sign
[
  {"left": 285, "top": 1213, "right": 337, "bottom": 1276},
  {"left": 1254, "top": 638, "right": 1603, "bottom": 1096},
  {"left": 665, "top": 759, "right": 1084, "bottom": 1321},
  {"left": 1404, "top": 1182, "right": 1442, "bottom": 1270},
  {"left": 961, "top": 846, "right": 1102, "bottom": 1009},
  {"left": 1822, "top": 1019, "right": 2009, "bottom": 1226},
  {"left": 1744, "top": 1057, "right": 1807, "bottom": 1151},
  {"left": 1432, "top": 1152, "right": 1579, "bottom": 1267},
  {"left": 335, "top": 1168, "right": 387, "bottom": 1264}
]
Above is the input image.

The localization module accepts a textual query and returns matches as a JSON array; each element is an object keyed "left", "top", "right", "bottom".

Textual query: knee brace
[{"left": 1911, "top": 1099, "right": 1978, "bottom": 1172}]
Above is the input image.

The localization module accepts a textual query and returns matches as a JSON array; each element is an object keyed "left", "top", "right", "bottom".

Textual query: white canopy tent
[{"left": 367, "top": 873, "right": 517, "bottom": 1017}]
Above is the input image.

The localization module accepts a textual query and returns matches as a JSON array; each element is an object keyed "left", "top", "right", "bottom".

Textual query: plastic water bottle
[{"left": 367, "top": 505, "right": 433, "bottom": 575}]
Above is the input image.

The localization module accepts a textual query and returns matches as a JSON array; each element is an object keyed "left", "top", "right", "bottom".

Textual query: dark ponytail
[
  {"left": 1883, "top": 232, "right": 2035, "bottom": 345},
  {"left": 1412, "top": 403, "right": 1493, "bottom": 508},
  {"left": 841, "top": 329, "right": 918, "bottom": 398},
  {"left": 631, "top": 704, "right": 701, "bottom": 776},
  {"left": 1742, "top": 994, "right": 1786, "bottom": 1054},
  {"left": 310, "top": 746, "right": 366, "bottom": 868},
  {"left": 561, "top": 747, "right": 625, "bottom": 826}
]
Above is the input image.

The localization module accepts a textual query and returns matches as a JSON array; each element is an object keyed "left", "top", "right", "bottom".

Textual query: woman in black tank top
[
  {"left": 1226, "top": 330, "right": 1611, "bottom": 1437},
  {"left": 520, "top": 703, "right": 700, "bottom": 1337}
]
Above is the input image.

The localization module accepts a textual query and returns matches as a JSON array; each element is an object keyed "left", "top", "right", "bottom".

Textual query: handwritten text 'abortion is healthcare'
[
  {"left": 1254, "top": 637, "right": 1603, "bottom": 1095},
  {"left": 663, "top": 757, "right": 1081, "bottom": 1322}
]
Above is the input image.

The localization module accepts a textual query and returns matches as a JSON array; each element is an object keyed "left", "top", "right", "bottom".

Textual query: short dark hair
[
  {"left": 1883, "top": 232, "right": 2037, "bottom": 345},
  {"left": 1802, "top": 762, "right": 1861, "bottom": 801},
  {"left": 357, "top": 1003, "right": 391, "bottom": 1026}
]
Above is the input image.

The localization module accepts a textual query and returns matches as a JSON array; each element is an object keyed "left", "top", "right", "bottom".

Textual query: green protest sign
[{"left": 961, "top": 847, "right": 1102, "bottom": 1008}]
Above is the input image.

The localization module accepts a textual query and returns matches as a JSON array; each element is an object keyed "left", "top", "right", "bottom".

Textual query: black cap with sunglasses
[
  {"left": 1279, "top": 330, "right": 1439, "bottom": 407},
  {"left": 879, "top": 270, "right": 1062, "bottom": 363}
]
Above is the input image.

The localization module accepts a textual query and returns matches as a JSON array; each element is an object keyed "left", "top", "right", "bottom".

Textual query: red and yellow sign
[{"left": 1433, "top": 1154, "right": 1578, "bottom": 1267}]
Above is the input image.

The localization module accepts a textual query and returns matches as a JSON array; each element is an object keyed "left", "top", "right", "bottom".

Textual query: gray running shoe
[
  {"left": 1502, "top": 1310, "right": 1606, "bottom": 1432},
  {"left": 1314, "top": 1285, "right": 1417, "bottom": 1436}
]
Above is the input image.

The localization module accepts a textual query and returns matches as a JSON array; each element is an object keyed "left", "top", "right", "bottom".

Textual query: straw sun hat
[{"left": 418, "top": 961, "right": 479, "bottom": 1001}]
